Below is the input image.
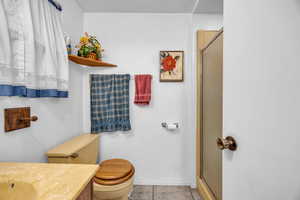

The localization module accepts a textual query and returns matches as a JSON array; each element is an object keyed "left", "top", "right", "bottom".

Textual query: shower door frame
[{"left": 196, "top": 29, "right": 223, "bottom": 200}]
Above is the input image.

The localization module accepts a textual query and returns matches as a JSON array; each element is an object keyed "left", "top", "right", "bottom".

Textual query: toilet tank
[{"left": 46, "top": 134, "right": 99, "bottom": 164}]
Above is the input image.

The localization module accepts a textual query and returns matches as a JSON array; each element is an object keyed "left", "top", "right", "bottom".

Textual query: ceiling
[
  {"left": 76, "top": 0, "right": 223, "bottom": 14},
  {"left": 194, "top": 0, "right": 223, "bottom": 13}
]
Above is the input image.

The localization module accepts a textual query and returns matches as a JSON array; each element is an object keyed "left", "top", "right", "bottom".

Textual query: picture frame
[{"left": 159, "top": 51, "right": 184, "bottom": 82}]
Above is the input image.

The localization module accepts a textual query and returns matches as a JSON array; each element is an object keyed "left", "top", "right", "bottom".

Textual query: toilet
[{"left": 46, "top": 134, "right": 134, "bottom": 200}]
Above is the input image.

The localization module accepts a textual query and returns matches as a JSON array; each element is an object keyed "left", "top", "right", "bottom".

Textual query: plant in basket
[{"left": 76, "top": 32, "right": 104, "bottom": 60}]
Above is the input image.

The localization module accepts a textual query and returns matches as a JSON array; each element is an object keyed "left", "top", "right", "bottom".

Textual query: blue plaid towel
[{"left": 90, "top": 74, "right": 131, "bottom": 133}]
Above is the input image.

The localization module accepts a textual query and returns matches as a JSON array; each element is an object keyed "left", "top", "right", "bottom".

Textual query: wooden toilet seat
[{"left": 94, "top": 159, "right": 135, "bottom": 186}]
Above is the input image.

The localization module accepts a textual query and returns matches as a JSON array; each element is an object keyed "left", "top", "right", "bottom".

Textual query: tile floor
[{"left": 131, "top": 185, "right": 202, "bottom": 200}]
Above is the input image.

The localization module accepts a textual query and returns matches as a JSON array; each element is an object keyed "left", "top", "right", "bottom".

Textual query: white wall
[
  {"left": 83, "top": 13, "right": 193, "bottom": 185},
  {"left": 223, "top": 0, "right": 300, "bottom": 199},
  {"left": 83, "top": 13, "right": 223, "bottom": 186},
  {"left": 192, "top": 14, "right": 223, "bottom": 30},
  {"left": 0, "top": 0, "right": 84, "bottom": 162}
]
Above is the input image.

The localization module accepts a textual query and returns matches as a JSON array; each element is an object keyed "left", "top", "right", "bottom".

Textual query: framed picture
[{"left": 160, "top": 51, "right": 184, "bottom": 82}]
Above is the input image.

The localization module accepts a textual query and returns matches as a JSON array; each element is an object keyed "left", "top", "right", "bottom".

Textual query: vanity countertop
[{"left": 0, "top": 162, "right": 99, "bottom": 200}]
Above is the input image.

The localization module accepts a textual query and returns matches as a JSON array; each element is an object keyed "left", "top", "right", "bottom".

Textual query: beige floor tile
[
  {"left": 154, "top": 186, "right": 193, "bottom": 200},
  {"left": 155, "top": 185, "right": 190, "bottom": 193},
  {"left": 191, "top": 188, "right": 203, "bottom": 200},
  {"left": 131, "top": 185, "right": 153, "bottom": 200}
]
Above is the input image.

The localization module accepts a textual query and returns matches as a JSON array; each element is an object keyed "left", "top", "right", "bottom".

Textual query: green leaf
[{"left": 77, "top": 50, "right": 83, "bottom": 56}]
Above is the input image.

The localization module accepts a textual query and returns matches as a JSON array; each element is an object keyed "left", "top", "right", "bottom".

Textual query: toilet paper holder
[{"left": 161, "top": 122, "right": 179, "bottom": 129}]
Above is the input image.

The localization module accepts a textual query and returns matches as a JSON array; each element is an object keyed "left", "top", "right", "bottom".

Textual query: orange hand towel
[{"left": 134, "top": 74, "right": 152, "bottom": 105}]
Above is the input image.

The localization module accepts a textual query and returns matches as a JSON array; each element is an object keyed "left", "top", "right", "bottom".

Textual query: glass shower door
[{"left": 201, "top": 32, "right": 223, "bottom": 200}]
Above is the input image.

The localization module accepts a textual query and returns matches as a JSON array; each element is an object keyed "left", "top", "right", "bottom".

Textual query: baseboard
[
  {"left": 134, "top": 177, "right": 192, "bottom": 186},
  {"left": 190, "top": 181, "right": 197, "bottom": 189}
]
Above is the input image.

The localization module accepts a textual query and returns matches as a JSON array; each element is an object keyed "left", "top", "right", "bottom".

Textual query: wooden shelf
[{"left": 68, "top": 55, "right": 117, "bottom": 67}]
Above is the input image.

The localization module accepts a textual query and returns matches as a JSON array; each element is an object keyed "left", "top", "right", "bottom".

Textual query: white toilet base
[{"left": 93, "top": 177, "right": 134, "bottom": 200}]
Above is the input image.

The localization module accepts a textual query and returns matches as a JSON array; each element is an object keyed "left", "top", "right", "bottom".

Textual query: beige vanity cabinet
[{"left": 76, "top": 180, "right": 93, "bottom": 200}]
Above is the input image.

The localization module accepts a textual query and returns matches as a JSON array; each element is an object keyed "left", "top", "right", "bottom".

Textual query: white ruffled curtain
[{"left": 0, "top": 0, "right": 68, "bottom": 97}]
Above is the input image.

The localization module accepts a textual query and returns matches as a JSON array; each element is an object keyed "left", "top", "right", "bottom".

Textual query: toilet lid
[
  {"left": 94, "top": 166, "right": 135, "bottom": 186},
  {"left": 95, "top": 159, "right": 133, "bottom": 180}
]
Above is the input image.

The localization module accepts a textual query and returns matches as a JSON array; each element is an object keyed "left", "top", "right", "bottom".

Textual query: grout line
[
  {"left": 189, "top": 186, "right": 196, "bottom": 200},
  {"left": 152, "top": 185, "right": 155, "bottom": 200}
]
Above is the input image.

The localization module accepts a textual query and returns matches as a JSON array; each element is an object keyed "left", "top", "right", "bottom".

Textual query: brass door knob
[{"left": 216, "top": 136, "right": 237, "bottom": 151}]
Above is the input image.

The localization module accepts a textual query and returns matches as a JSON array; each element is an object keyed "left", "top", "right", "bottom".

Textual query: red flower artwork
[
  {"left": 162, "top": 56, "right": 176, "bottom": 71},
  {"left": 160, "top": 51, "right": 184, "bottom": 82}
]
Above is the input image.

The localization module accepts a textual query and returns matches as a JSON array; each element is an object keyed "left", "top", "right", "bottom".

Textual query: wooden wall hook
[{"left": 4, "top": 107, "right": 38, "bottom": 132}]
